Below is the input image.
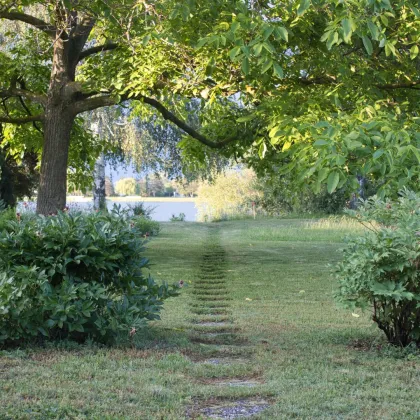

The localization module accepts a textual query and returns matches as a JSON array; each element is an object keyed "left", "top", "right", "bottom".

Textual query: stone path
[{"left": 186, "top": 227, "right": 271, "bottom": 419}]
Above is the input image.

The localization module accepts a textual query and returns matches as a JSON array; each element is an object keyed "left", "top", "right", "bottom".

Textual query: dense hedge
[{"left": 0, "top": 210, "right": 178, "bottom": 345}]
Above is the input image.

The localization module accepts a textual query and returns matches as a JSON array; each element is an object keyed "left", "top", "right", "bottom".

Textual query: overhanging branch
[
  {"left": 78, "top": 42, "right": 119, "bottom": 61},
  {"left": 132, "top": 94, "right": 236, "bottom": 149},
  {"left": 0, "top": 11, "right": 56, "bottom": 38},
  {"left": 0, "top": 88, "right": 47, "bottom": 106},
  {"left": 73, "top": 92, "right": 237, "bottom": 149},
  {"left": 0, "top": 114, "right": 44, "bottom": 124},
  {"left": 375, "top": 81, "right": 420, "bottom": 90}
]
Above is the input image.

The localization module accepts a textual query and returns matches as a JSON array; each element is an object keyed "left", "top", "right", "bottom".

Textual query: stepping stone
[
  {"left": 195, "top": 322, "right": 231, "bottom": 327},
  {"left": 199, "top": 357, "right": 250, "bottom": 365},
  {"left": 209, "top": 379, "right": 262, "bottom": 388},
  {"left": 190, "top": 398, "right": 270, "bottom": 419}
]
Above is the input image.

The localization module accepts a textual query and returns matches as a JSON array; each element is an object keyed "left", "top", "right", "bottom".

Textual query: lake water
[
  {"left": 18, "top": 200, "right": 198, "bottom": 221},
  {"left": 108, "top": 200, "right": 198, "bottom": 221}
]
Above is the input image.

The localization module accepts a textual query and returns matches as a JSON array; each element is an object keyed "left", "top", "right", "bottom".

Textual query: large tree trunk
[
  {"left": 36, "top": 107, "right": 74, "bottom": 214},
  {"left": 36, "top": 22, "right": 93, "bottom": 215}
]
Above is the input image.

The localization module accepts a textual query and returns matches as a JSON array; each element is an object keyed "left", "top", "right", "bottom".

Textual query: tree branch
[
  {"left": 375, "top": 81, "right": 420, "bottom": 90},
  {"left": 131, "top": 94, "right": 236, "bottom": 149},
  {"left": 73, "top": 92, "right": 237, "bottom": 149},
  {"left": 0, "top": 88, "right": 47, "bottom": 106},
  {"left": 0, "top": 11, "right": 56, "bottom": 38},
  {"left": 78, "top": 42, "right": 119, "bottom": 61},
  {"left": 0, "top": 114, "right": 44, "bottom": 124}
]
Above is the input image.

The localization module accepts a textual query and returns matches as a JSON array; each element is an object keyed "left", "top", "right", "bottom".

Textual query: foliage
[
  {"left": 170, "top": 213, "right": 186, "bottom": 222},
  {"left": 1, "top": 1, "right": 420, "bottom": 212},
  {"left": 133, "top": 217, "right": 160, "bottom": 237},
  {"left": 128, "top": 202, "right": 155, "bottom": 219},
  {"left": 196, "top": 169, "right": 260, "bottom": 221},
  {"left": 255, "top": 175, "right": 351, "bottom": 215},
  {"left": 105, "top": 176, "right": 115, "bottom": 196},
  {"left": 187, "top": 0, "right": 420, "bottom": 197},
  {"left": 0, "top": 210, "right": 179, "bottom": 345},
  {"left": 0, "top": 206, "right": 15, "bottom": 231},
  {"left": 115, "top": 178, "right": 137, "bottom": 196},
  {"left": 0, "top": 135, "right": 39, "bottom": 207},
  {"left": 335, "top": 190, "right": 420, "bottom": 347}
]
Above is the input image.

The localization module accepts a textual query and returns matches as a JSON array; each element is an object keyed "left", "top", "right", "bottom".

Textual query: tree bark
[
  {"left": 36, "top": 107, "right": 74, "bottom": 214},
  {"left": 93, "top": 154, "right": 106, "bottom": 211}
]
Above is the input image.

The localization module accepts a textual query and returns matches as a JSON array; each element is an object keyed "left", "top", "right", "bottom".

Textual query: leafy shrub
[
  {"left": 335, "top": 190, "right": 420, "bottom": 347},
  {"left": 170, "top": 213, "right": 186, "bottom": 222},
  {"left": 0, "top": 208, "right": 16, "bottom": 231},
  {"left": 133, "top": 216, "right": 160, "bottom": 236},
  {"left": 196, "top": 169, "right": 260, "bottom": 221},
  {"left": 128, "top": 202, "right": 156, "bottom": 219},
  {"left": 0, "top": 199, "right": 7, "bottom": 211},
  {"left": 0, "top": 211, "right": 179, "bottom": 345}
]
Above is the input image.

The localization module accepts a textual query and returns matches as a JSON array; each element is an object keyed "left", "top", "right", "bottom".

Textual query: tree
[
  {"left": 175, "top": 179, "right": 199, "bottom": 197},
  {"left": 0, "top": 0, "right": 241, "bottom": 214},
  {"left": 115, "top": 177, "right": 136, "bottom": 196},
  {"left": 148, "top": 174, "right": 165, "bottom": 197},
  {"left": 185, "top": 1, "right": 420, "bottom": 196},
  {"left": 105, "top": 176, "right": 114, "bottom": 197},
  {"left": 1, "top": 1, "right": 419, "bottom": 216},
  {"left": 196, "top": 169, "right": 260, "bottom": 221}
]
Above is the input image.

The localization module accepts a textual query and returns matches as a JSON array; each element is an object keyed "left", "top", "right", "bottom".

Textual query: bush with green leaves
[
  {"left": 128, "top": 202, "right": 156, "bottom": 219},
  {"left": 170, "top": 213, "right": 186, "bottom": 222},
  {"left": 133, "top": 216, "right": 160, "bottom": 236},
  {"left": 335, "top": 190, "right": 420, "bottom": 347},
  {"left": 0, "top": 210, "right": 179, "bottom": 345}
]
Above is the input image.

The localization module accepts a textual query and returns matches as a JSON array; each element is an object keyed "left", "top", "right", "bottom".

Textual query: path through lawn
[{"left": 0, "top": 219, "right": 419, "bottom": 419}]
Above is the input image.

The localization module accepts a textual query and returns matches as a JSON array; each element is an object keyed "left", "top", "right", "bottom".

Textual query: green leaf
[
  {"left": 385, "top": 41, "right": 396, "bottom": 57},
  {"left": 342, "top": 19, "right": 352, "bottom": 43},
  {"left": 258, "top": 142, "right": 267, "bottom": 159},
  {"left": 410, "top": 45, "right": 419, "bottom": 60},
  {"left": 229, "top": 46, "right": 241, "bottom": 60},
  {"left": 273, "top": 62, "right": 284, "bottom": 78},
  {"left": 297, "top": 0, "right": 311, "bottom": 16},
  {"left": 327, "top": 171, "right": 340, "bottom": 193},
  {"left": 313, "top": 139, "right": 329, "bottom": 147},
  {"left": 276, "top": 27, "right": 288, "bottom": 42},
  {"left": 253, "top": 43, "right": 263, "bottom": 56},
  {"left": 380, "top": 14, "right": 389, "bottom": 27},
  {"left": 367, "top": 21, "right": 380, "bottom": 41},
  {"left": 205, "top": 57, "right": 216, "bottom": 76},
  {"left": 373, "top": 149, "right": 385, "bottom": 159},
  {"left": 237, "top": 113, "right": 257, "bottom": 122},
  {"left": 242, "top": 57, "right": 250, "bottom": 75},
  {"left": 261, "top": 59, "right": 273, "bottom": 74},
  {"left": 362, "top": 36, "right": 373, "bottom": 55},
  {"left": 263, "top": 26, "right": 274, "bottom": 40},
  {"left": 318, "top": 168, "right": 329, "bottom": 182}
]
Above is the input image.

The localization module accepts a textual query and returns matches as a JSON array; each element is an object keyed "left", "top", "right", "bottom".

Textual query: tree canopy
[{"left": 0, "top": 0, "right": 419, "bottom": 212}]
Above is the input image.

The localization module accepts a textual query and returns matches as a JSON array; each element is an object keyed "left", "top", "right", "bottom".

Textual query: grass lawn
[{"left": 1, "top": 219, "right": 419, "bottom": 419}]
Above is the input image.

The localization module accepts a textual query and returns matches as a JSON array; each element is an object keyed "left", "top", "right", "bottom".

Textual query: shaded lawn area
[{"left": 1, "top": 219, "right": 419, "bottom": 419}]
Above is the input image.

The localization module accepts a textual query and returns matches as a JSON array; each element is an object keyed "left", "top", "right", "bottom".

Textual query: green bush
[
  {"left": 170, "top": 213, "right": 186, "bottom": 222},
  {"left": 133, "top": 216, "right": 160, "bottom": 236},
  {"left": 0, "top": 211, "right": 179, "bottom": 345},
  {"left": 335, "top": 190, "right": 420, "bottom": 347},
  {"left": 0, "top": 207, "right": 16, "bottom": 231},
  {"left": 128, "top": 202, "right": 156, "bottom": 219}
]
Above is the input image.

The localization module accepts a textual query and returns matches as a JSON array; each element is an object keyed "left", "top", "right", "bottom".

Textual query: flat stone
[
  {"left": 196, "top": 322, "right": 230, "bottom": 327},
  {"left": 198, "top": 357, "right": 250, "bottom": 365},
  {"left": 194, "top": 398, "right": 270, "bottom": 419},
  {"left": 211, "top": 379, "right": 261, "bottom": 388}
]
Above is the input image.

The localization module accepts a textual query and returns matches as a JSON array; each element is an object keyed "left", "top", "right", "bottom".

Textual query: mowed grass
[{"left": 1, "top": 218, "right": 419, "bottom": 419}]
